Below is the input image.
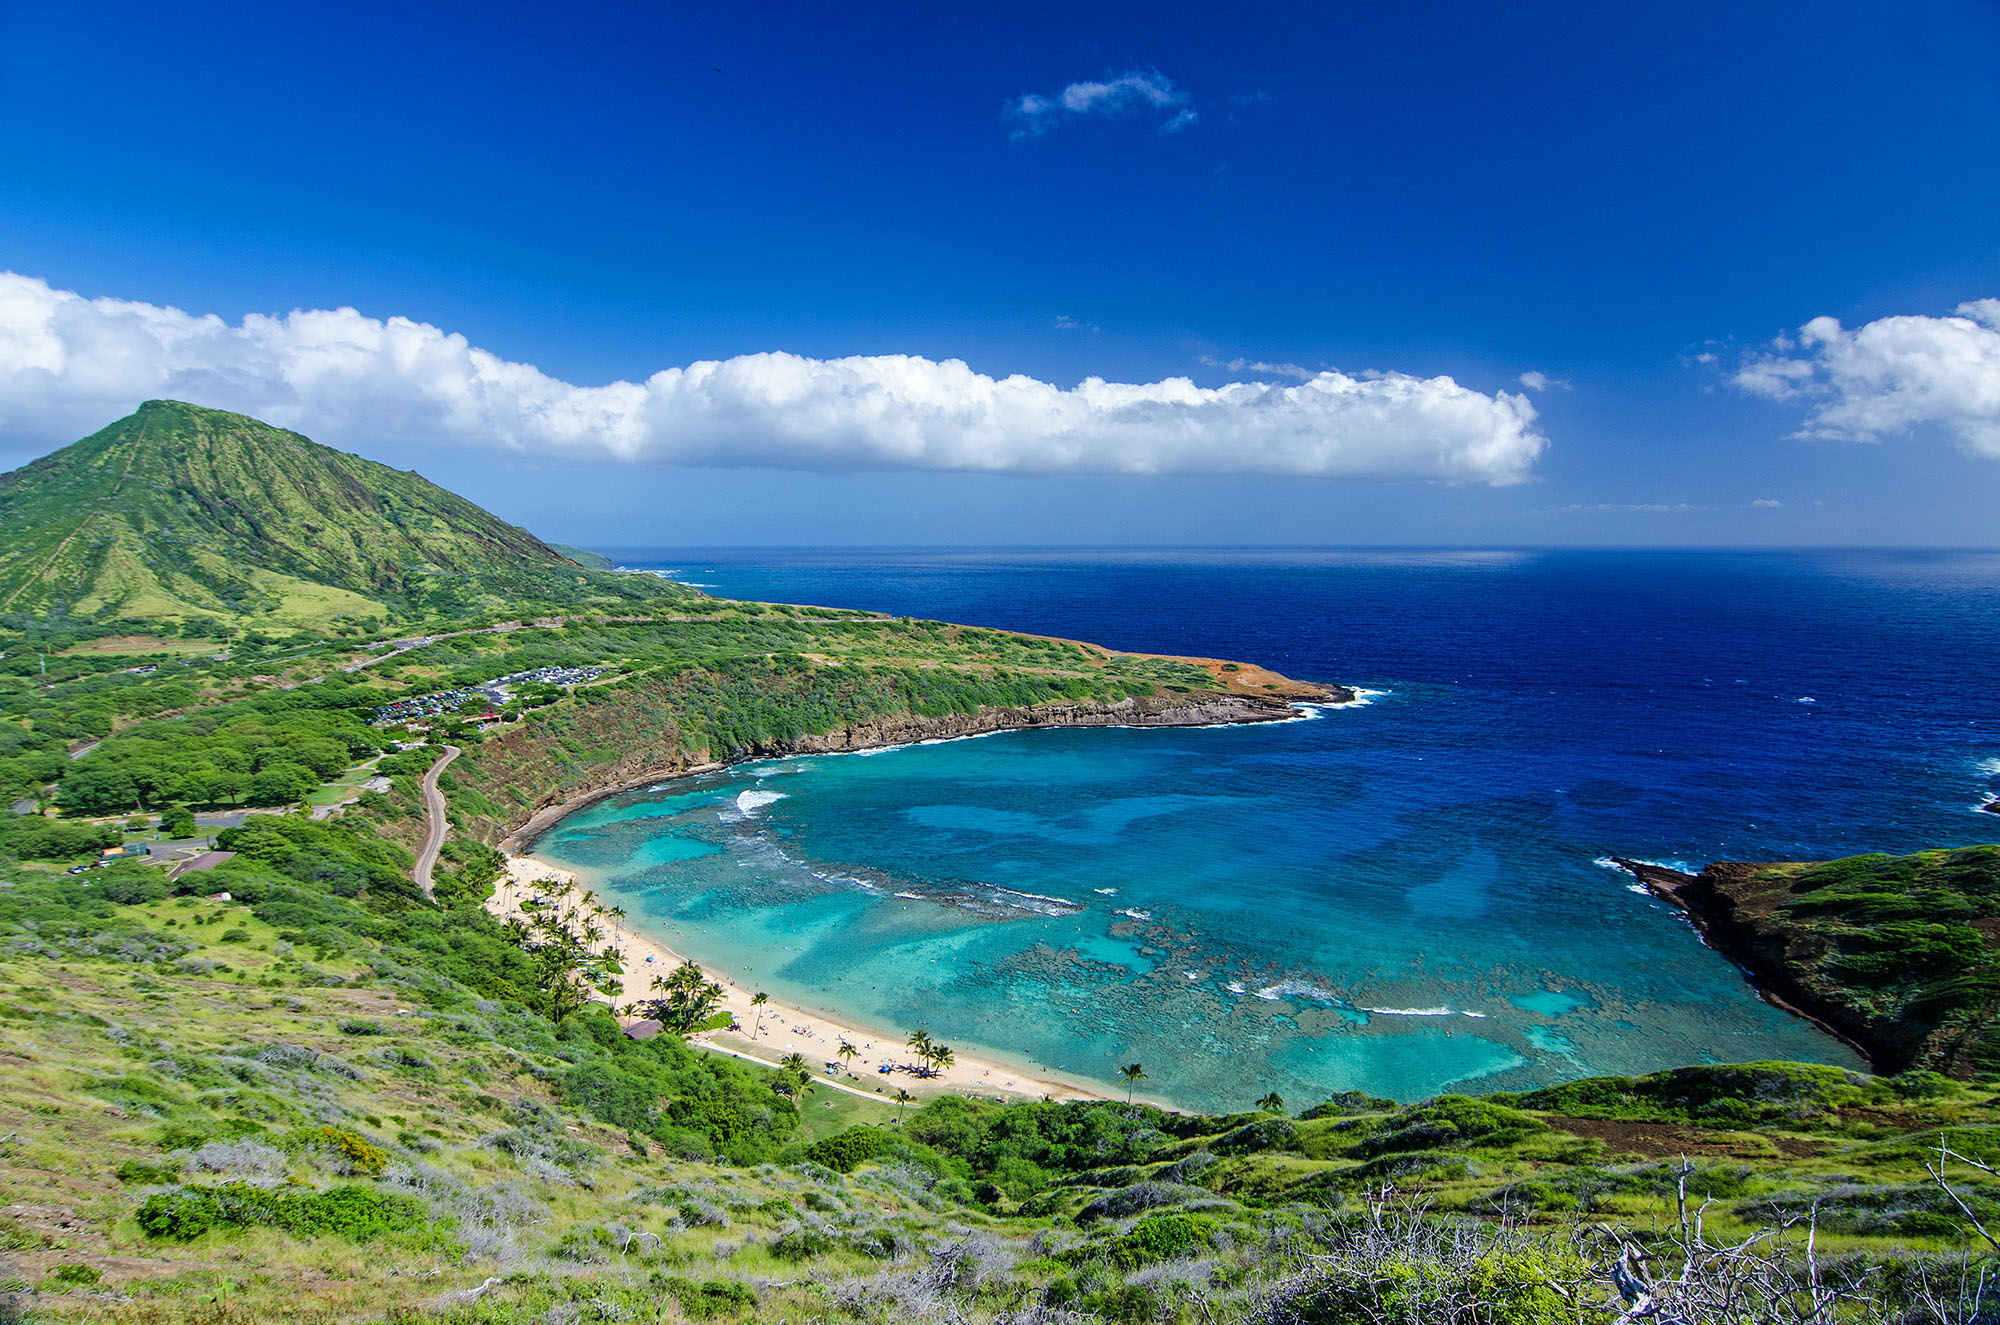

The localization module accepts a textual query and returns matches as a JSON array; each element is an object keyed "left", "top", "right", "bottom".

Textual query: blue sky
[{"left": 2, "top": 1, "right": 1998, "bottom": 545}]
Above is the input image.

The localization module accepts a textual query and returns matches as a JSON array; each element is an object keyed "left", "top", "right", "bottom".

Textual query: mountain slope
[{"left": 0, "top": 401, "right": 675, "bottom": 627}]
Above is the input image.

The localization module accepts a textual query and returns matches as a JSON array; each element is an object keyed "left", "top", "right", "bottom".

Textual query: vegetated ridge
[
  {"left": 0, "top": 400, "right": 680, "bottom": 630},
  {"left": 1617, "top": 847, "right": 2000, "bottom": 1078}
]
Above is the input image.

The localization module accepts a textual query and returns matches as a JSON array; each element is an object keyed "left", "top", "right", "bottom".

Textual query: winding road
[{"left": 412, "top": 744, "right": 460, "bottom": 899}]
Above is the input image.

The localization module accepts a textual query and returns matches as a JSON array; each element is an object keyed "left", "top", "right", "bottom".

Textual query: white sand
[{"left": 491, "top": 856, "right": 1106, "bottom": 1105}]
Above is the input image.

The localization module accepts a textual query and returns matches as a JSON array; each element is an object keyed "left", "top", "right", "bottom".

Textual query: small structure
[{"left": 622, "top": 1020, "right": 664, "bottom": 1041}]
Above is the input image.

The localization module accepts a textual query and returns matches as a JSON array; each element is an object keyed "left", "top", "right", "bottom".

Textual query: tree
[
  {"left": 1257, "top": 1092, "right": 1286, "bottom": 1114},
  {"left": 246, "top": 762, "right": 317, "bottom": 807},
  {"left": 837, "top": 1040, "right": 859, "bottom": 1071},
  {"left": 643, "top": 959, "right": 726, "bottom": 1033},
  {"left": 906, "top": 1028, "right": 931, "bottom": 1063},
  {"left": 501, "top": 878, "right": 624, "bottom": 1023},
  {"left": 925, "top": 1044, "right": 955, "bottom": 1076},
  {"left": 160, "top": 805, "right": 198, "bottom": 840},
  {"left": 894, "top": 1088, "right": 914, "bottom": 1123},
  {"left": 1119, "top": 1062, "right": 1147, "bottom": 1103},
  {"left": 750, "top": 990, "right": 770, "bottom": 1038}
]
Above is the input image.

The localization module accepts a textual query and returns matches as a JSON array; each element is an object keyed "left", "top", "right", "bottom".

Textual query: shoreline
[
  {"left": 489, "top": 857, "right": 1119, "bottom": 1106},
  {"left": 499, "top": 684, "right": 1355, "bottom": 855},
  {"left": 1610, "top": 857, "right": 1881, "bottom": 1071}
]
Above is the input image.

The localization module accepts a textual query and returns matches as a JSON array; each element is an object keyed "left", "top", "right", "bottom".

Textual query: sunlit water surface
[{"left": 534, "top": 549, "right": 2000, "bottom": 1109}]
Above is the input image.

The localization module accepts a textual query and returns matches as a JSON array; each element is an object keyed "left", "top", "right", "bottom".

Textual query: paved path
[{"left": 412, "top": 745, "right": 460, "bottom": 899}]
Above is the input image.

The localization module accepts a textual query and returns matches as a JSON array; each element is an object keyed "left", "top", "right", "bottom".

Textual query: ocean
[{"left": 532, "top": 548, "right": 2000, "bottom": 1112}]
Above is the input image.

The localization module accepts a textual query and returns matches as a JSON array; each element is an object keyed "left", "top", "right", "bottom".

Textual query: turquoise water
[
  {"left": 537, "top": 716, "right": 1857, "bottom": 1111},
  {"left": 536, "top": 548, "right": 2000, "bottom": 1111}
]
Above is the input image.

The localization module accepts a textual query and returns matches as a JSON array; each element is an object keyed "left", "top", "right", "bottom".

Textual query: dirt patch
[{"left": 1545, "top": 1116, "right": 1821, "bottom": 1160}]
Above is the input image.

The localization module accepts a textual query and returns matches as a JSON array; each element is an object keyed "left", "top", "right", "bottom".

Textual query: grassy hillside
[
  {"left": 0, "top": 401, "right": 682, "bottom": 635},
  {"left": 6, "top": 823, "right": 2000, "bottom": 1322}
]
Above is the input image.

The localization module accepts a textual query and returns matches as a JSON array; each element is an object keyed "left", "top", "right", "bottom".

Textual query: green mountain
[{"left": 0, "top": 400, "right": 674, "bottom": 630}]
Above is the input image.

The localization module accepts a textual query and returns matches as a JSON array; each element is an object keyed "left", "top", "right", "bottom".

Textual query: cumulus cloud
[
  {"left": 1517, "top": 370, "right": 1570, "bottom": 392},
  {"left": 0, "top": 272, "right": 1549, "bottom": 484},
  {"left": 1008, "top": 70, "right": 1195, "bottom": 139},
  {"left": 1735, "top": 300, "right": 2000, "bottom": 457}
]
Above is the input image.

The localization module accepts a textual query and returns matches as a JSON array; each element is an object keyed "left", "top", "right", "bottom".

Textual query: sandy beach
[{"left": 490, "top": 855, "right": 1109, "bottom": 1106}]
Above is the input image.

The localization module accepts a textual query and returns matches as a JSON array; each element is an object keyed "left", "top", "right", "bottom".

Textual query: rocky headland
[
  {"left": 1613, "top": 847, "right": 2000, "bottom": 1078},
  {"left": 502, "top": 680, "right": 1351, "bottom": 853}
]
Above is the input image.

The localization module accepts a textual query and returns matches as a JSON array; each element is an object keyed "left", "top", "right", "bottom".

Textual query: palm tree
[
  {"left": 1119, "top": 1062, "right": 1147, "bottom": 1103},
  {"left": 837, "top": 1040, "right": 859, "bottom": 1070},
  {"left": 928, "top": 1044, "right": 955, "bottom": 1074},
  {"left": 779, "top": 1052, "right": 808, "bottom": 1076},
  {"left": 906, "top": 1028, "right": 931, "bottom": 1059},
  {"left": 893, "top": 1087, "right": 914, "bottom": 1123},
  {"left": 1256, "top": 1092, "right": 1286, "bottom": 1114},
  {"left": 750, "top": 991, "right": 770, "bottom": 1038}
]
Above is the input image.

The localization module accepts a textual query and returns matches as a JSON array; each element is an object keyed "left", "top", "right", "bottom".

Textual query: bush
[
  {"left": 44, "top": 1264, "right": 101, "bottom": 1287},
  {"left": 1105, "top": 1212, "right": 1215, "bottom": 1268},
  {"left": 289, "top": 1125, "right": 388, "bottom": 1177},
  {"left": 1261, "top": 1248, "right": 1587, "bottom": 1325},
  {"left": 651, "top": 1275, "right": 757, "bottom": 1320},
  {"left": 770, "top": 1221, "right": 839, "bottom": 1260},
  {"left": 135, "top": 1181, "right": 421, "bottom": 1241},
  {"left": 1356, "top": 1096, "right": 1545, "bottom": 1157},
  {"left": 114, "top": 1159, "right": 181, "bottom": 1185},
  {"left": 806, "top": 1125, "right": 887, "bottom": 1174}
]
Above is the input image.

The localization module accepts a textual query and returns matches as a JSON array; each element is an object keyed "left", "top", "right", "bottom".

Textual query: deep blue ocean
[{"left": 534, "top": 549, "right": 2000, "bottom": 1112}]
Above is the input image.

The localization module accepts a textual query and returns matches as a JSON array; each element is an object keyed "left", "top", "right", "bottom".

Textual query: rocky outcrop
[
  {"left": 1612, "top": 857, "right": 1936, "bottom": 1075},
  {"left": 501, "top": 684, "right": 1349, "bottom": 853},
  {"left": 769, "top": 689, "right": 1333, "bottom": 755}
]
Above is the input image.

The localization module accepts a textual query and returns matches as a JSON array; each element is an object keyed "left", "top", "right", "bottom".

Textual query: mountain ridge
[{"left": 0, "top": 401, "right": 674, "bottom": 629}]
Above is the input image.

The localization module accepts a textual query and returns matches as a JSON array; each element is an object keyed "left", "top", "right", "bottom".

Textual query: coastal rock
[
  {"left": 1610, "top": 852, "right": 1998, "bottom": 1077},
  {"left": 765, "top": 689, "right": 1332, "bottom": 756},
  {"left": 502, "top": 682, "right": 1348, "bottom": 852}
]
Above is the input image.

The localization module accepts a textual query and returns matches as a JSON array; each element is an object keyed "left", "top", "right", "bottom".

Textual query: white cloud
[
  {"left": 1751, "top": 498, "right": 1782, "bottom": 508},
  {"left": 1555, "top": 502, "right": 1708, "bottom": 513},
  {"left": 1735, "top": 300, "right": 2000, "bottom": 457},
  {"left": 1008, "top": 70, "right": 1195, "bottom": 139},
  {"left": 1517, "top": 371, "right": 1571, "bottom": 392},
  {"left": 0, "top": 272, "right": 1549, "bottom": 484}
]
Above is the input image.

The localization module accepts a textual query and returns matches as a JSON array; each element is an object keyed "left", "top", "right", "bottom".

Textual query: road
[{"left": 412, "top": 744, "right": 460, "bottom": 899}]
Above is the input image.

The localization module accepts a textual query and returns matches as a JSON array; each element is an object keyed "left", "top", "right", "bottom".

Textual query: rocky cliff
[
  {"left": 1614, "top": 848, "right": 2000, "bottom": 1077},
  {"left": 496, "top": 685, "right": 1344, "bottom": 853}
]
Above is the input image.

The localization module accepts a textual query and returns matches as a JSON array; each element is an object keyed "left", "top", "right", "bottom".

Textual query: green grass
[{"left": 0, "top": 400, "right": 691, "bottom": 636}]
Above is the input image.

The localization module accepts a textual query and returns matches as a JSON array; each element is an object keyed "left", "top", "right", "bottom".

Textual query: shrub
[
  {"left": 1107, "top": 1212, "right": 1215, "bottom": 1268},
  {"left": 806, "top": 1126, "right": 887, "bottom": 1174},
  {"left": 651, "top": 1274, "right": 757, "bottom": 1320},
  {"left": 1216, "top": 1115, "right": 1298, "bottom": 1154},
  {"left": 44, "top": 1264, "right": 101, "bottom": 1287},
  {"left": 114, "top": 1159, "right": 181, "bottom": 1185},
  {"left": 135, "top": 1182, "right": 421, "bottom": 1241},
  {"left": 290, "top": 1125, "right": 388, "bottom": 1177},
  {"left": 1355, "top": 1095, "right": 1545, "bottom": 1157},
  {"left": 1077, "top": 1180, "right": 1209, "bottom": 1223},
  {"left": 1260, "top": 1248, "right": 1588, "bottom": 1325},
  {"left": 1299, "top": 1090, "right": 1397, "bottom": 1119},
  {"left": 770, "top": 1220, "right": 839, "bottom": 1260}
]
